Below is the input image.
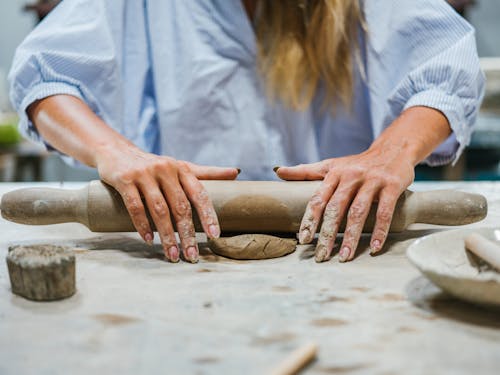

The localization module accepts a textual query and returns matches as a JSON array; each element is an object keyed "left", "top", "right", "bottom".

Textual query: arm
[
  {"left": 28, "top": 95, "right": 130, "bottom": 168},
  {"left": 368, "top": 106, "right": 452, "bottom": 169}
]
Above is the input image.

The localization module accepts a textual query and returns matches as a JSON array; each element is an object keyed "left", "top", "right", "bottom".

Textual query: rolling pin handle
[
  {"left": 0, "top": 186, "right": 89, "bottom": 227},
  {"left": 411, "top": 190, "right": 487, "bottom": 226}
]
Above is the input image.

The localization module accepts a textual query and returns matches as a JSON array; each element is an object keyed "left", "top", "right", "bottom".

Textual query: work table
[{"left": 0, "top": 181, "right": 499, "bottom": 374}]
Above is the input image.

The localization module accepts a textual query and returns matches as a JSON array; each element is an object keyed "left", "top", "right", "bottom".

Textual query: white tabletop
[{"left": 0, "top": 181, "right": 499, "bottom": 375}]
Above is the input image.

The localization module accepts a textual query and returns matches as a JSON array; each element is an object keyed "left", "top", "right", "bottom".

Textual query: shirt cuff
[{"left": 403, "top": 89, "right": 469, "bottom": 167}]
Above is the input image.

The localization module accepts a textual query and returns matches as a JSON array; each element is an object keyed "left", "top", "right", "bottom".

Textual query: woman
[{"left": 9, "top": 0, "right": 484, "bottom": 263}]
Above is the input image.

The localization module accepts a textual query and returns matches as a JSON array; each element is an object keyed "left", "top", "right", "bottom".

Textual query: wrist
[
  {"left": 367, "top": 135, "right": 420, "bottom": 167},
  {"left": 369, "top": 107, "right": 451, "bottom": 167},
  {"left": 93, "top": 138, "right": 141, "bottom": 168}
]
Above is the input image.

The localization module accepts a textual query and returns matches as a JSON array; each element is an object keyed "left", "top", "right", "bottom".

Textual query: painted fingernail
[
  {"left": 298, "top": 228, "right": 311, "bottom": 244},
  {"left": 187, "top": 246, "right": 199, "bottom": 263},
  {"left": 339, "top": 246, "right": 350, "bottom": 262},
  {"left": 209, "top": 224, "right": 220, "bottom": 238},
  {"left": 315, "top": 248, "right": 327, "bottom": 263},
  {"left": 273, "top": 166, "right": 281, "bottom": 173},
  {"left": 236, "top": 168, "right": 241, "bottom": 175},
  {"left": 370, "top": 239, "right": 381, "bottom": 254},
  {"left": 144, "top": 232, "right": 153, "bottom": 245},
  {"left": 168, "top": 246, "right": 180, "bottom": 263}
]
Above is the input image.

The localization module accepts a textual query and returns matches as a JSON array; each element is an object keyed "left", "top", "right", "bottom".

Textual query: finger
[
  {"left": 339, "top": 185, "right": 379, "bottom": 263},
  {"left": 137, "top": 179, "right": 180, "bottom": 263},
  {"left": 315, "top": 182, "right": 357, "bottom": 262},
  {"left": 158, "top": 175, "right": 198, "bottom": 263},
  {"left": 117, "top": 184, "right": 154, "bottom": 245},
  {"left": 184, "top": 161, "right": 240, "bottom": 180},
  {"left": 274, "top": 161, "right": 330, "bottom": 181},
  {"left": 178, "top": 166, "right": 220, "bottom": 239},
  {"left": 298, "top": 172, "right": 339, "bottom": 245},
  {"left": 369, "top": 187, "right": 400, "bottom": 255}
]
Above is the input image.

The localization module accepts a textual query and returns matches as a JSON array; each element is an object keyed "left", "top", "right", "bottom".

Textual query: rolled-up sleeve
[
  {"left": 365, "top": 0, "right": 485, "bottom": 166},
  {"left": 8, "top": 0, "right": 125, "bottom": 153}
]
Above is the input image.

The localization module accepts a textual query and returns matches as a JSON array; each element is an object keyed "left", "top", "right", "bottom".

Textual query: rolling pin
[{"left": 0, "top": 180, "right": 487, "bottom": 233}]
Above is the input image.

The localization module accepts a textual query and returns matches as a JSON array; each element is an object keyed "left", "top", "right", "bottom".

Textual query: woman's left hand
[
  {"left": 276, "top": 107, "right": 453, "bottom": 262},
  {"left": 275, "top": 144, "right": 415, "bottom": 263}
]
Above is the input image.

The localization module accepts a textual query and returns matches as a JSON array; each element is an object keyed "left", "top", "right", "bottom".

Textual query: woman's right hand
[
  {"left": 96, "top": 145, "right": 239, "bottom": 263},
  {"left": 27, "top": 94, "right": 238, "bottom": 263}
]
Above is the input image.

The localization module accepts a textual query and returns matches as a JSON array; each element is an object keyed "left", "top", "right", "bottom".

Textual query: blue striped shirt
[{"left": 8, "top": 0, "right": 485, "bottom": 180}]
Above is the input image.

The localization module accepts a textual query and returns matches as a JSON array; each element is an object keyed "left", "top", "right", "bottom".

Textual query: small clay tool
[
  {"left": 6, "top": 245, "right": 76, "bottom": 301},
  {"left": 208, "top": 234, "right": 297, "bottom": 260},
  {"left": 464, "top": 233, "right": 500, "bottom": 272},
  {"left": 0, "top": 180, "right": 488, "bottom": 233},
  {"left": 269, "top": 342, "right": 318, "bottom": 375}
]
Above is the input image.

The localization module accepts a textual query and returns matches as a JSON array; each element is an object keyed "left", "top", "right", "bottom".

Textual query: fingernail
[
  {"left": 298, "top": 228, "right": 311, "bottom": 244},
  {"left": 187, "top": 246, "right": 199, "bottom": 263},
  {"left": 273, "top": 166, "right": 281, "bottom": 173},
  {"left": 315, "top": 248, "right": 327, "bottom": 263},
  {"left": 168, "top": 246, "right": 179, "bottom": 263},
  {"left": 144, "top": 233, "right": 153, "bottom": 245},
  {"left": 236, "top": 168, "right": 241, "bottom": 175},
  {"left": 370, "top": 239, "right": 381, "bottom": 255},
  {"left": 339, "top": 246, "right": 350, "bottom": 262},
  {"left": 209, "top": 224, "right": 220, "bottom": 238}
]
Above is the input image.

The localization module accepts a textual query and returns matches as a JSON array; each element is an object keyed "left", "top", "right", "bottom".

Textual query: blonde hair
[{"left": 255, "top": 0, "right": 364, "bottom": 111}]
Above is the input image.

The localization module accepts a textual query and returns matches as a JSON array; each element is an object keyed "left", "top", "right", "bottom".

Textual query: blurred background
[{"left": 0, "top": 0, "right": 499, "bottom": 182}]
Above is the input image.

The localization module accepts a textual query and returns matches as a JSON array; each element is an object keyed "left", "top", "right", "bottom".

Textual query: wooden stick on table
[
  {"left": 464, "top": 233, "right": 500, "bottom": 272},
  {"left": 269, "top": 342, "right": 318, "bottom": 375}
]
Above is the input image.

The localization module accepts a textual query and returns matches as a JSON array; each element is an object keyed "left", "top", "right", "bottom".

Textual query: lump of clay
[
  {"left": 208, "top": 234, "right": 297, "bottom": 260},
  {"left": 6, "top": 245, "right": 76, "bottom": 301}
]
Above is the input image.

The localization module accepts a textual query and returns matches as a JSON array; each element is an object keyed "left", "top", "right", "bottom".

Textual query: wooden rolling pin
[{"left": 0, "top": 180, "right": 487, "bottom": 233}]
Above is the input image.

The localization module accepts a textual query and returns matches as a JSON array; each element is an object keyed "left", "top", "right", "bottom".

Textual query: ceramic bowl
[{"left": 407, "top": 227, "right": 500, "bottom": 307}]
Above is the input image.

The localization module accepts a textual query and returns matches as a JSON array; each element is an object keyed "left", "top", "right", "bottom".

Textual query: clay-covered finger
[
  {"left": 158, "top": 176, "right": 198, "bottom": 263},
  {"left": 117, "top": 184, "right": 153, "bottom": 245},
  {"left": 339, "top": 186, "right": 378, "bottom": 263},
  {"left": 299, "top": 172, "right": 339, "bottom": 244},
  {"left": 137, "top": 180, "right": 179, "bottom": 262},
  {"left": 369, "top": 188, "right": 399, "bottom": 255},
  {"left": 174, "top": 216, "right": 198, "bottom": 263},
  {"left": 178, "top": 169, "right": 220, "bottom": 239},
  {"left": 315, "top": 184, "right": 354, "bottom": 262}
]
